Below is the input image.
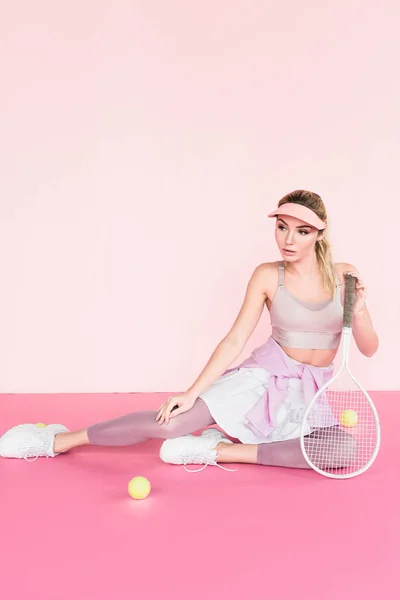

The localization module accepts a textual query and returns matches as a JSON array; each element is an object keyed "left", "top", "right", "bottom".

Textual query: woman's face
[{"left": 274, "top": 215, "right": 322, "bottom": 261}]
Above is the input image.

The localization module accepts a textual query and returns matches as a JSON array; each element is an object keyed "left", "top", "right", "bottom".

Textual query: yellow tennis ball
[
  {"left": 128, "top": 476, "right": 151, "bottom": 500},
  {"left": 341, "top": 410, "right": 358, "bottom": 428},
  {"left": 35, "top": 423, "right": 47, "bottom": 428}
]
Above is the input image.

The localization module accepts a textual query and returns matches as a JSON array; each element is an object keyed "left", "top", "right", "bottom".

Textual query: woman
[{"left": 0, "top": 190, "right": 379, "bottom": 470}]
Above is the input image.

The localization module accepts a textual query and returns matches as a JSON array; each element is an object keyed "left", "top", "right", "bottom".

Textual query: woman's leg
[
  {"left": 54, "top": 399, "right": 215, "bottom": 454},
  {"left": 214, "top": 442, "right": 259, "bottom": 464},
  {"left": 215, "top": 426, "right": 358, "bottom": 469}
]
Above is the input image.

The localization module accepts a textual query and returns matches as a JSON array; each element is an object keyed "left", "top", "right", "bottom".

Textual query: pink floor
[{"left": 0, "top": 391, "right": 399, "bottom": 600}]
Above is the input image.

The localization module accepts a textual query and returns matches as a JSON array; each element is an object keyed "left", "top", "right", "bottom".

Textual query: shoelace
[
  {"left": 181, "top": 452, "right": 238, "bottom": 473},
  {"left": 19, "top": 432, "right": 51, "bottom": 462},
  {"left": 24, "top": 453, "right": 42, "bottom": 463}
]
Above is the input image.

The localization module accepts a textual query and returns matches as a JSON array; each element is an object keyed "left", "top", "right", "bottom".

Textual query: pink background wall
[{"left": 0, "top": 1, "right": 398, "bottom": 393}]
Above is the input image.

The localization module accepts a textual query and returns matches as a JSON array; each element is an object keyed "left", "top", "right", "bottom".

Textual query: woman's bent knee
[{"left": 156, "top": 419, "right": 194, "bottom": 439}]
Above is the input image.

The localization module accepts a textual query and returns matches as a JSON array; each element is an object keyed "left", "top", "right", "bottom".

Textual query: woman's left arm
[{"left": 340, "top": 264, "right": 379, "bottom": 358}]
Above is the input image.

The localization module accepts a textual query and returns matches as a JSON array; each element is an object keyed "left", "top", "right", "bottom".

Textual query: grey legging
[{"left": 87, "top": 398, "right": 357, "bottom": 469}]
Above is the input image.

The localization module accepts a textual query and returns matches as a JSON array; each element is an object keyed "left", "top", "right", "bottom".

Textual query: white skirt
[{"left": 199, "top": 366, "right": 308, "bottom": 445}]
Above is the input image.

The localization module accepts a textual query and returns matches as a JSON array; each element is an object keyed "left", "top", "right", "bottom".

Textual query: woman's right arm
[
  {"left": 186, "top": 263, "right": 271, "bottom": 399},
  {"left": 156, "top": 263, "right": 273, "bottom": 423}
]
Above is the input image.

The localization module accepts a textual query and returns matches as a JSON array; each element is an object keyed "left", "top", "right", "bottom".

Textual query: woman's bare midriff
[
  {"left": 264, "top": 261, "right": 343, "bottom": 368},
  {"left": 280, "top": 345, "right": 338, "bottom": 368}
]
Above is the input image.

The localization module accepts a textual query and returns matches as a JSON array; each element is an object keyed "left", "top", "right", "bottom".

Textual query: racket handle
[{"left": 343, "top": 274, "right": 357, "bottom": 328}]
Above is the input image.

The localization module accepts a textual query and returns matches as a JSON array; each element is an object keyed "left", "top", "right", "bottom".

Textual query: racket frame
[{"left": 299, "top": 314, "right": 381, "bottom": 479}]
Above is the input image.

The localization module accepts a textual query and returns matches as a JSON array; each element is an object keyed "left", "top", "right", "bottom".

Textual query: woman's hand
[
  {"left": 343, "top": 270, "right": 367, "bottom": 318},
  {"left": 156, "top": 392, "right": 197, "bottom": 425}
]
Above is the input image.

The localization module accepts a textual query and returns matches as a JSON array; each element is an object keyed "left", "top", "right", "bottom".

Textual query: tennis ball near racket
[
  {"left": 35, "top": 423, "right": 47, "bottom": 428},
  {"left": 341, "top": 410, "right": 358, "bottom": 428},
  {"left": 128, "top": 476, "right": 151, "bottom": 500}
]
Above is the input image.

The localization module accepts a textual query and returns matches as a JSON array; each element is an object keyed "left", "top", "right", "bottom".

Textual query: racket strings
[{"left": 304, "top": 371, "right": 378, "bottom": 476}]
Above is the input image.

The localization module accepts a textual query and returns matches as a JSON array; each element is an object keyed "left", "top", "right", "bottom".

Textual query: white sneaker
[
  {"left": 159, "top": 430, "right": 236, "bottom": 472},
  {"left": 0, "top": 423, "right": 69, "bottom": 461},
  {"left": 200, "top": 427, "right": 230, "bottom": 444}
]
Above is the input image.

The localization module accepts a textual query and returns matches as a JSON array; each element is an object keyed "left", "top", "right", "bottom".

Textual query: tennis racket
[{"left": 300, "top": 273, "right": 380, "bottom": 479}]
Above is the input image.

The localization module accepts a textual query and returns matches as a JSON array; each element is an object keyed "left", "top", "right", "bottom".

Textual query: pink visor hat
[{"left": 267, "top": 202, "right": 326, "bottom": 230}]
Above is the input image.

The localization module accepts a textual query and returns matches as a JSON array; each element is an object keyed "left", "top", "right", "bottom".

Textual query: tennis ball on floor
[
  {"left": 128, "top": 476, "right": 151, "bottom": 500},
  {"left": 35, "top": 423, "right": 47, "bottom": 428},
  {"left": 341, "top": 410, "right": 358, "bottom": 428}
]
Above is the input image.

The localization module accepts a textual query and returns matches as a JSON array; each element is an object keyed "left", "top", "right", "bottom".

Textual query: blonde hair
[{"left": 277, "top": 190, "right": 336, "bottom": 297}]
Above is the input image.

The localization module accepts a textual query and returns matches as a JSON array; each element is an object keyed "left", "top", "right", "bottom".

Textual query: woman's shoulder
[
  {"left": 252, "top": 261, "right": 281, "bottom": 279},
  {"left": 255, "top": 260, "right": 281, "bottom": 271},
  {"left": 250, "top": 262, "right": 280, "bottom": 296}
]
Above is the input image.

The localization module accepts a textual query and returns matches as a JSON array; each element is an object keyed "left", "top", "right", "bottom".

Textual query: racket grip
[{"left": 343, "top": 274, "right": 357, "bottom": 328}]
